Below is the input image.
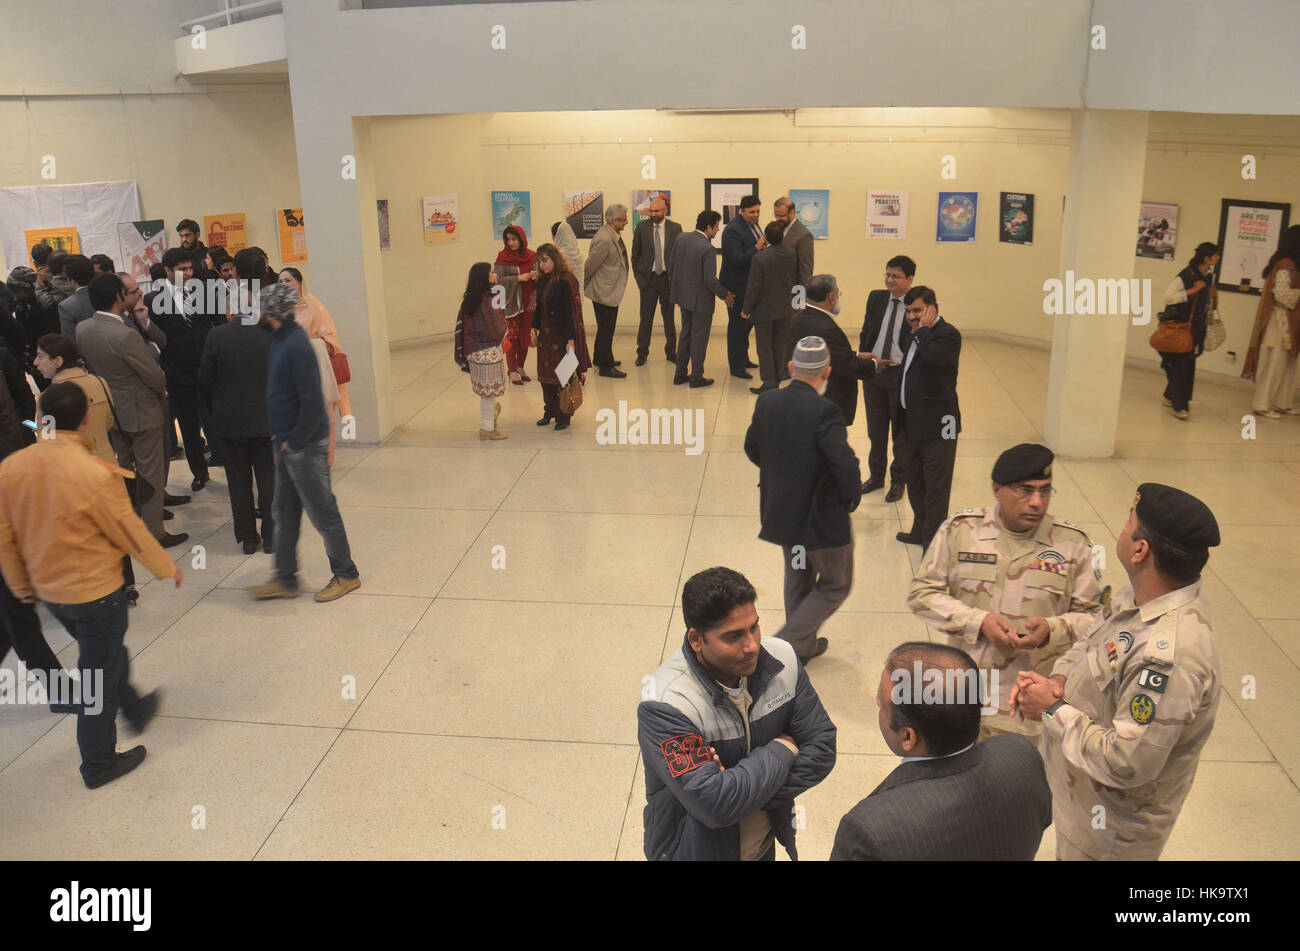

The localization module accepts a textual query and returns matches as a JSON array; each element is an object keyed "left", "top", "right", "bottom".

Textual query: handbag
[
  {"left": 324, "top": 340, "right": 351, "bottom": 384},
  {"left": 1149, "top": 305, "right": 1193, "bottom": 354},
  {"left": 1203, "top": 306, "right": 1226, "bottom": 352},
  {"left": 558, "top": 375, "right": 583, "bottom": 416}
]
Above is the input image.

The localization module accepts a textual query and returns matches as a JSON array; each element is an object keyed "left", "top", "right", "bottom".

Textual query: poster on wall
[
  {"left": 999, "top": 192, "right": 1034, "bottom": 245},
  {"left": 704, "top": 178, "right": 759, "bottom": 250},
  {"left": 423, "top": 194, "right": 460, "bottom": 245},
  {"left": 490, "top": 191, "right": 530, "bottom": 241},
  {"left": 1216, "top": 198, "right": 1291, "bottom": 294},
  {"left": 788, "top": 189, "right": 829, "bottom": 240},
  {"left": 1136, "top": 201, "right": 1179, "bottom": 260},
  {"left": 866, "top": 190, "right": 908, "bottom": 240},
  {"left": 936, "top": 192, "right": 979, "bottom": 243},
  {"left": 116, "top": 220, "right": 166, "bottom": 284},
  {"left": 277, "top": 209, "right": 307, "bottom": 264},
  {"left": 377, "top": 200, "right": 390, "bottom": 251},
  {"left": 204, "top": 213, "right": 247, "bottom": 254},
  {"left": 24, "top": 226, "right": 80, "bottom": 263},
  {"left": 631, "top": 189, "right": 671, "bottom": 229},
  {"left": 564, "top": 190, "right": 604, "bottom": 239}
]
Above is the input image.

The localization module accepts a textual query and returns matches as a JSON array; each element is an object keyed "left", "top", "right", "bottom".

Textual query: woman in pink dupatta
[{"left": 277, "top": 267, "right": 352, "bottom": 422}]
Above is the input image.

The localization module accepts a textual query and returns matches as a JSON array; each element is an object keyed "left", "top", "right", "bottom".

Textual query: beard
[{"left": 816, "top": 378, "right": 829, "bottom": 396}]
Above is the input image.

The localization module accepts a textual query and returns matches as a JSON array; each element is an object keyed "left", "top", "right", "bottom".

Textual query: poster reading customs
[
  {"left": 631, "top": 189, "right": 671, "bottom": 230},
  {"left": 490, "top": 191, "right": 530, "bottom": 241},
  {"left": 24, "top": 227, "right": 80, "bottom": 261},
  {"left": 423, "top": 194, "right": 459, "bottom": 245},
  {"left": 936, "top": 192, "right": 979, "bottom": 243},
  {"left": 866, "top": 190, "right": 908, "bottom": 239},
  {"left": 564, "top": 190, "right": 604, "bottom": 239},
  {"left": 999, "top": 192, "right": 1034, "bottom": 245},
  {"left": 377, "top": 200, "right": 391, "bottom": 251},
  {"left": 277, "top": 209, "right": 307, "bottom": 264},
  {"left": 116, "top": 220, "right": 166, "bottom": 284},
  {"left": 1216, "top": 199, "right": 1291, "bottom": 293},
  {"left": 1136, "top": 201, "right": 1179, "bottom": 260},
  {"left": 204, "top": 213, "right": 247, "bottom": 254},
  {"left": 789, "top": 189, "right": 829, "bottom": 240}
]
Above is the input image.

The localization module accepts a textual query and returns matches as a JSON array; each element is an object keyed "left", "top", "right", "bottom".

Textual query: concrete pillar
[{"left": 1044, "top": 108, "right": 1149, "bottom": 458}]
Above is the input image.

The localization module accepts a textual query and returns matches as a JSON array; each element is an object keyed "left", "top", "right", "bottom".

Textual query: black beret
[
  {"left": 1133, "top": 483, "right": 1220, "bottom": 550},
  {"left": 992, "top": 443, "right": 1053, "bottom": 485}
]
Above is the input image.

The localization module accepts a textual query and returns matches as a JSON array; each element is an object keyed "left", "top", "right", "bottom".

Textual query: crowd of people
[{"left": 0, "top": 221, "right": 359, "bottom": 790}]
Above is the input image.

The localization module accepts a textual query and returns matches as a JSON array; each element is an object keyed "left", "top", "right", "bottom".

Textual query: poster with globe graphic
[
  {"left": 936, "top": 191, "right": 979, "bottom": 243},
  {"left": 788, "top": 189, "right": 829, "bottom": 240}
]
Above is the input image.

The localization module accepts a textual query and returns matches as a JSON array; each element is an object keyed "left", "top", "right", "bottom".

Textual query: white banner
[{"left": 0, "top": 181, "right": 141, "bottom": 271}]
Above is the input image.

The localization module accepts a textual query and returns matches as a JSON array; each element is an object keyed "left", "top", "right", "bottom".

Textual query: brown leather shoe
[{"left": 802, "top": 638, "right": 830, "bottom": 664}]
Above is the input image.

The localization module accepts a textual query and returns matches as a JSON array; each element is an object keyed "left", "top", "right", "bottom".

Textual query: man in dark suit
[
  {"left": 176, "top": 218, "right": 211, "bottom": 281},
  {"left": 785, "top": 274, "right": 876, "bottom": 427},
  {"left": 744, "top": 336, "right": 862, "bottom": 664},
  {"left": 57, "top": 254, "right": 96, "bottom": 339},
  {"left": 897, "top": 285, "right": 961, "bottom": 552},
  {"left": 741, "top": 221, "right": 797, "bottom": 394},
  {"left": 773, "top": 196, "right": 814, "bottom": 290},
  {"left": 830, "top": 642, "right": 1051, "bottom": 860},
  {"left": 859, "top": 255, "right": 916, "bottom": 503},
  {"left": 146, "top": 248, "right": 211, "bottom": 491},
  {"left": 669, "top": 211, "right": 734, "bottom": 389},
  {"left": 629, "top": 197, "right": 681, "bottom": 366},
  {"left": 719, "top": 195, "right": 766, "bottom": 379}
]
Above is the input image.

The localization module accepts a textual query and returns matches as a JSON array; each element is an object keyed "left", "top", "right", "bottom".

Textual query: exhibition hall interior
[{"left": 1, "top": 0, "right": 1298, "bottom": 863}]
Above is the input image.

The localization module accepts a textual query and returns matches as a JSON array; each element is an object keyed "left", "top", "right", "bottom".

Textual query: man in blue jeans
[{"left": 250, "top": 283, "right": 361, "bottom": 603}]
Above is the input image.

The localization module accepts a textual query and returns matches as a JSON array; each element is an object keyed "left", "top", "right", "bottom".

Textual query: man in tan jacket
[
  {"left": 0, "top": 382, "right": 181, "bottom": 789},
  {"left": 583, "top": 204, "right": 630, "bottom": 377}
]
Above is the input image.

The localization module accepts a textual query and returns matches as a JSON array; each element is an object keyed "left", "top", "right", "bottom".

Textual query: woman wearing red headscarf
[{"left": 490, "top": 225, "right": 537, "bottom": 385}]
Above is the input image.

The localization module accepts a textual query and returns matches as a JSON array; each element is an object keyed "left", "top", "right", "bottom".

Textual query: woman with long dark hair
[
  {"left": 1157, "top": 241, "right": 1219, "bottom": 420},
  {"left": 455, "top": 262, "right": 509, "bottom": 440},
  {"left": 1244, "top": 224, "right": 1300, "bottom": 418},
  {"left": 531, "top": 244, "right": 591, "bottom": 431},
  {"left": 490, "top": 226, "right": 537, "bottom": 385}
]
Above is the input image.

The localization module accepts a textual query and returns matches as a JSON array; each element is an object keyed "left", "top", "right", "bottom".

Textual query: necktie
[
  {"left": 618, "top": 233, "right": 628, "bottom": 268},
  {"left": 654, "top": 223, "right": 664, "bottom": 273},
  {"left": 881, "top": 299, "right": 898, "bottom": 361},
  {"left": 752, "top": 223, "right": 762, "bottom": 243}
]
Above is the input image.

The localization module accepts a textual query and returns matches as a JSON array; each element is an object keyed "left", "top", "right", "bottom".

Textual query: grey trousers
[
  {"left": 754, "top": 317, "right": 791, "bottom": 386},
  {"left": 777, "top": 540, "right": 853, "bottom": 659},
  {"left": 675, "top": 306, "right": 713, "bottom": 381},
  {"left": 111, "top": 426, "right": 166, "bottom": 540}
]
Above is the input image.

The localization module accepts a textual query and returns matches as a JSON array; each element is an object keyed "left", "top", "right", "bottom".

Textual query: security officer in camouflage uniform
[
  {"left": 907, "top": 444, "right": 1102, "bottom": 739},
  {"left": 1011, "top": 484, "right": 1221, "bottom": 861}
]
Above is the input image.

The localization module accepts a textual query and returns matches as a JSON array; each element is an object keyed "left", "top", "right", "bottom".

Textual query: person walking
[
  {"left": 531, "top": 243, "right": 591, "bottom": 432},
  {"left": 1244, "top": 224, "right": 1300, "bottom": 418}
]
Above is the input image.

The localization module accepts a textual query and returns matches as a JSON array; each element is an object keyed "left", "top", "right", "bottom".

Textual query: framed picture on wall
[
  {"left": 1216, "top": 198, "right": 1291, "bottom": 294},
  {"left": 704, "top": 178, "right": 759, "bottom": 250},
  {"left": 1136, "top": 201, "right": 1179, "bottom": 260}
]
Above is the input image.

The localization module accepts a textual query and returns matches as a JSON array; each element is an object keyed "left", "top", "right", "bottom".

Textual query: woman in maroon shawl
[
  {"left": 531, "top": 243, "right": 591, "bottom": 431},
  {"left": 1243, "top": 224, "right": 1300, "bottom": 417},
  {"left": 490, "top": 225, "right": 537, "bottom": 385}
]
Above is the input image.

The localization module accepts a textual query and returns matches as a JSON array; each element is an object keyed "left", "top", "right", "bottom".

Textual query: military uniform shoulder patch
[
  {"left": 1116, "top": 630, "right": 1134, "bottom": 654},
  {"left": 1129, "top": 694, "right": 1156, "bottom": 725},
  {"left": 1137, "top": 667, "right": 1169, "bottom": 693},
  {"left": 660, "top": 733, "right": 711, "bottom": 778}
]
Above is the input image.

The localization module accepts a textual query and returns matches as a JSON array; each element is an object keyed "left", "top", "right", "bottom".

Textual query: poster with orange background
[
  {"left": 204, "top": 213, "right": 247, "bottom": 254},
  {"left": 24, "top": 227, "right": 80, "bottom": 264}
]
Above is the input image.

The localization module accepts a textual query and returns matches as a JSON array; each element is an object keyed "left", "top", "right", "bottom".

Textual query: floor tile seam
[{"left": 249, "top": 725, "right": 348, "bottom": 860}]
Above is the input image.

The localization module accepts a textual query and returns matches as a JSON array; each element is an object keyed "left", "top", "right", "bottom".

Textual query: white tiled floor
[{"left": 3, "top": 330, "right": 1298, "bottom": 861}]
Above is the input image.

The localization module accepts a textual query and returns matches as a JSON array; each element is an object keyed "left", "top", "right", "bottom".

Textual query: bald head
[{"left": 648, "top": 198, "right": 667, "bottom": 223}]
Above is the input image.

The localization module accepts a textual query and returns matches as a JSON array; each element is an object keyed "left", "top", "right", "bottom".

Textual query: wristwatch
[{"left": 1044, "top": 700, "right": 1066, "bottom": 719}]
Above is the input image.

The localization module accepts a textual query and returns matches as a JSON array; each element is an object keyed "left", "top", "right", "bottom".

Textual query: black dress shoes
[
  {"left": 665, "top": 352, "right": 676, "bottom": 363},
  {"left": 801, "top": 638, "right": 830, "bottom": 664},
  {"left": 599, "top": 366, "right": 627, "bottom": 378},
  {"left": 161, "top": 531, "right": 190, "bottom": 548},
  {"left": 861, "top": 478, "right": 884, "bottom": 493},
  {"left": 555, "top": 417, "right": 571, "bottom": 431},
  {"left": 84, "top": 745, "right": 146, "bottom": 789},
  {"left": 126, "top": 690, "right": 160, "bottom": 735},
  {"left": 536, "top": 414, "right": 554, "bottom": 426},
  {"left": 243, "top": 535, "right": 261, "bottom": 555},
  {"left": 689, "top": 378, "right": 714, "bottom": 388},
  {"left": 191, "top": 475, "right": 209, "bottom": 491},
  {"left": 750, "top": 383, "right": 777, "bottom": 395},
  {"left": 731, "top": 370, "right": 753, "bottom": 380},
  {"left": 746, "top": 360, "right": 759, "bottom": 369},
  {"left": 163, "top": 492, "right": 191, "bottom": 506},
  {"left": 885, "top": 483, "right": 906, "bottom": 503},
  {"left": 896, "top": 531, "right": 921, "bottom": 545},
  {"left": 635, "top": 355, "right": 647, "bottom": 366},
  {"left": 673, "top": 375, "right": 689, "bottom": 385}
]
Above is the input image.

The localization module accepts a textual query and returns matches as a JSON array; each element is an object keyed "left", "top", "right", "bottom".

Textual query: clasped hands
[{"left": 1009, "top": 672, "right": 1066, "bottom": 721}]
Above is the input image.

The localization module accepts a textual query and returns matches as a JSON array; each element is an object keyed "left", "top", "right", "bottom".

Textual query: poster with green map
[{"left": 491, "top": 191, "right": 531, "bottom": 241}]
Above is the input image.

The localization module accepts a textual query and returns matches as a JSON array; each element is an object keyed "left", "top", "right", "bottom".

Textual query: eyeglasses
[{"left": 1009, "top": 485, "right": 1053, "bottom": 501}]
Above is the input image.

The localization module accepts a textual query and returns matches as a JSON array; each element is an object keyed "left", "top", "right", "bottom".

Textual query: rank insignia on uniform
[
  {"left": 1137, "top": 668, "right": 1169, "bottom": 694},
  {"left": 660, "top": 733, "right": 712, "bottom": 777},
  {"left": 1156, "top": 639, "right": 1169, "bottom": 650},
  {"left": 1116, "top": 631, "right": 1134, "bottom": 654},
  {"left": 1105, "top": 639, "right": 1119, "bottom": 671},
  {"left": 1130, "top": 694, "right": 1155, "bottom": 725},
  {"left": 957, "top": 552, "right": 997, "bottom": 564}
]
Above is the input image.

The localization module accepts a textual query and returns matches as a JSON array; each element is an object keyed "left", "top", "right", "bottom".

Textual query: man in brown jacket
[{"left": 0, "top": 382, "right": 182, "bottom": 789}]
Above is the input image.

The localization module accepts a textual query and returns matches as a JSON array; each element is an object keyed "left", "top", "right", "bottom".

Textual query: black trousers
[
  {"left": 1160, "top": 351, "right": 1197, "bottom": 412},
  {"left": 168, "top": 381, "right": 209, "bottom": 483},
  {"left": 904, "top": 435, "right": 958, "bottom": 552},
  {"left": 163, "top": 395, "right": 179, "bottom": 459},
  {"left": 591, "top": 302, "right": 620, "bottom": 370},
  {"left": 726, "top": 298, "right": 754, "bottom": 373},
  {"left": 540, "top": 382, "right": 570, "bottom": 422},
  {"left": 221, "top": 435, "right": 275, "bottom": 544},
  {"left": 863, "top": 369, "right": 908, "bottom": 486},
  {"left": 0, "top": 573, "right": 64, "bottom": 676},
  {"left": 636, "top": 273, "right": 676, "bottom": 359}
]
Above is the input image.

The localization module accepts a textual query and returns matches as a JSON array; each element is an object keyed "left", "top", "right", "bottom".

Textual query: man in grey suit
[
  {"left": 629, "top": 197, "right": 681, "bottom": 366},
  {"left": 773, "top": 197, "right": 814, "bottom": 289},
  {"left": 669, "top": 211, "right": 734, "bottom": 389},
  {"left": 76, "top": 274, "right": 184, "bottom": 547},
  {"left": 741, "top": 221, "right": 798, "bottom": 394},
  {"left": 830, "top": 642, "right": 1051, "bottom": 860},
  {"left": 57, "top": 254, "right": 96, "bottom": 339},
  {"left": 583, "top": 204, "right": 631, "bottom": 378}
]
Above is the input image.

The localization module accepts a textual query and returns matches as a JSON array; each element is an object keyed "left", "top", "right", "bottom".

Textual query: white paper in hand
[{"left": 555, "top": 350, "right": 579, "bottom": 386}]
